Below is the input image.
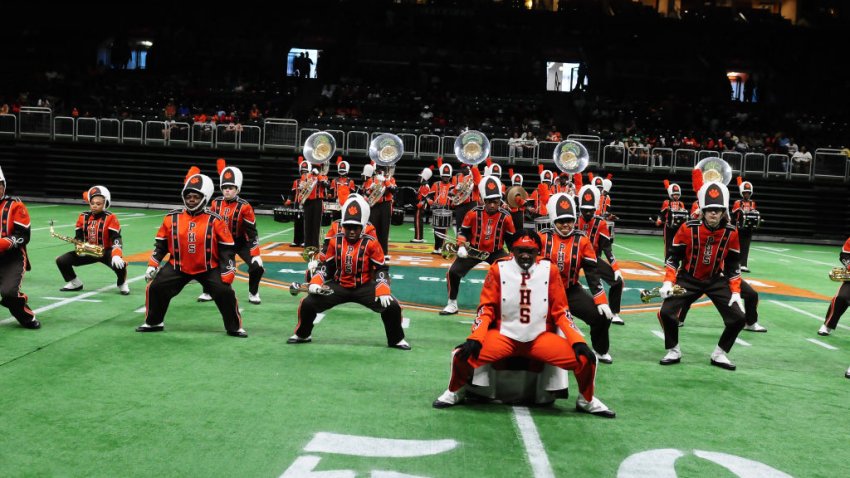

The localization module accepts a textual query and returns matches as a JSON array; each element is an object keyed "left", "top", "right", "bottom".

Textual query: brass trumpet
[
  {"left": 49, "top": 220, "right": 104, "bottom": 258},
  {"left": 639, "top": 284, "right": 686, "bottom": 303},
  {"left": 289, "top": 281, "right": 333, "bottom": 296},
  {"left": 441, "top": 242, "right": 489, "bottom": 261},
  {"left": 301, "top": 246, "right": 319, "bottom": 263},
  {"left": 828, "top": 267, "right": 850, "bottom": 282}
]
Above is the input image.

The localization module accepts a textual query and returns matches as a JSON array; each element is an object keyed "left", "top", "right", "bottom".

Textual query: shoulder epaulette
[
  {"left": 208, "top": 211, "right": 225, "bottom": 220},
  {"left": 472, "top": 205, "right": 484, "bottom": 211},
  {"left": 685, "top": 219, "right": 701, "bottom": 226},
  {"left": 212, "top": 196, "right": 225, "bottom": 202},
  {"left": 167, "top": 208, "right": 183, "bottom": 215}
]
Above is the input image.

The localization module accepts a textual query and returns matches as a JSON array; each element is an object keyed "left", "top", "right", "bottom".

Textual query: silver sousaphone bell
[
  {"left": 695, "top": 156, "right": 733, "bottom": 185},
  {"left": 552, "top": 139, "right": 589, "bottom": 174},
  {"left": 454, "top": 130, "right": 491, "bottom": 166}
]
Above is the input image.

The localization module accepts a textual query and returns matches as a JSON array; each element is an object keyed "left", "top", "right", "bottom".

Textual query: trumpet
[
  {"left": 639, "top": 284, "right": 686, "bottom": 303},
  {"left": 289, "top": 281, "right": 333, "bottom": 296},
  {"left": 49, "top": 220, "right": 104, "bottom": 258},
  {"left": 301, "top": 246, "right": 319, "bottom": 263},
  {"left": 828, "top": 267, "right": 850, "bottom": 282},
  {"left": 441, "top": 242, "right": 489, "bottom": 261}
]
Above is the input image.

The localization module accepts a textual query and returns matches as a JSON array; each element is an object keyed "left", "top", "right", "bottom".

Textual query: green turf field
[{"left": 1, "top": 203, "right": 848, "bottom": 478}]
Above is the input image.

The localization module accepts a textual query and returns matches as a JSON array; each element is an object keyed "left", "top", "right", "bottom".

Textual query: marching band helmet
[
  {"left": 439, "top": 163, "right": 453, "bottom": 178},
  {"left": 0, "top": 165, "right": 5, "bottom": 187},
  {"left": 547, "top": 192, "right": 577, "bottom": 224},
  {"left": 299, "top": 157, "right": 310, "bottom": 173},
  {"left": 698, "top": 181, "right": 730, "bottom": 212},
  {"left": 182, "top": 167, "right": 215, "bottom": 212},
  {"left": 84, "top": 185, "right": 112, "bottom": 209},
  {"left": 664, "top": 180, "right": 681, "bottom": 199},
  {"left": 539, "top": 167, "right": 553, "bottom": 184},
  {"left": 510, "top": 168, "right": 523, "bottom": 186},
  {"left": 341, "top": 194, "right": 370, "bottom": 228},
  {"left": 592, "top": 175, "right": 605, "bottom": 191},
  {"left": 337, "top": 156, "right": 350, "bottom": 176},
  {"left": 577, "top": 185, "right": 599, "bottom": 211},
  {"left": 217, "top": 158, "right": 243, "bottom": 193},
  {"left": 478, "top": 175, "right": 503, "bottom": 201},
  {"left": 737, "top": 177, "right": 754, "bottom": 197}
]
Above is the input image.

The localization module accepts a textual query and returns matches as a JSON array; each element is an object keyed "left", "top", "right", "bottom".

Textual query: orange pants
[{"left": 448, "top": 328, "right": 596, "bottom": 401}]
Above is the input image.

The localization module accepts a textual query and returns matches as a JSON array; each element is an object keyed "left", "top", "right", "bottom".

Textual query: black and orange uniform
[
  {"left": 319, "top": 220, "right": 377, "bottom": 260},
  {"left": 295, "top": 232, "right": 405, "bottom": 345},
  {"left": 731, "top": 198, "right": 758, "bottom": 268},
  {"left": 0, "top": 196, "right": 36, "bottom": 327},
  {"left": 363, "top": 174, "right": 397, "bottom": 255},
  {"left": 446, "top": 206, "right": 517, "bottom": 301},
  {"left": 414, "top": 181, "right": 431, "bottom": 242},
  {"left": 528, "top": 183, "right": 551, "bottom": 219},
  {"left": 660, "top": 219, "right": 745, "bottom": 352},
  {"left": 429, "top": 179, "right": 453, "bottom": 250},
  {"left": 595, "top": 194, "right": 611, "bottom": 218},
  {"left": 538, "top": 229, "right": 611, "bottom": 355},
  {"left": 451, "top": 169, "right": 478, "bottom": 235},
  {"left": 289, "top": 176, "right": 305, "bottom": 246},
  {"left": 209, "top": 196, "right": 263, "bottom": 295},
  {"left": 507, "top": 192, "right": 527, "bottom": 233},
  {"left": 659, "top": 198, "right": 688, "bottom": 257},
  {"left": 445, "top": 257, "right": 597, "bottom": 402},
  {"left": 690, "top": 200, "right": 701, "bottom": 219},
  {"left": 822, "top": 238, "right": 850, "bottom": 332},
  {"left": 56, "top": 211, "right": 126, "bottom": 286},
  {"left": 329, "top": 175, "right": 355, "bottom": 222},
  {"left": 551, "top": 180, "right": 575, "bottom": 196},
  {"left": 578, "top": 214, "right": 623, "bottom": 315},
  {"left": 302, "top": 171, "right": 329, "bottom": 249},
  {"left": 143, "top": 208, "right": 242, "bottom": 332}
]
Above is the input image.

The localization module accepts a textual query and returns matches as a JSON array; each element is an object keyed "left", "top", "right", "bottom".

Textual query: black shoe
[
  {"left": 21, "top": 319, "right": 41, "bottom": 329},
  {"left": 845, "top": 370, "right": 850, "bottom": 379},
  {"left": 710, "top": 359, "right": 737, "bottom": 371},
  {"left": 227, "top": 329, "right": 248, "bottom": 338},
  {"left": 135, "top": 324, "right": 164, "bottom": 332},
  {"left": 287, "top": 335, "right": 312, "bottom": 344}
]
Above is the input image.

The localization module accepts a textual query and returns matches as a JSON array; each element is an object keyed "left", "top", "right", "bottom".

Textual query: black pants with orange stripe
[
  {"left": 738, "top": 228, "right": 753, "bottom": 267},
  {"left": 0, "top": 250, "right": 37, "bottom": 326},
  {"left": 201, "top": 242, "right": 265, "bottom": 295},
  {"left": 565, "top": 283, "right": 610, "bottom": 355},
  {"left": 371, "top": 201, "right": 392, "bottom": 255},
  {"left": 677, "top": 278, "right": 759, "bottom": 326},
  {"left": 454, "top": 202, "right": 475, "bottom": 236},
  {"left": 824, "top": 281, "right": 850, "bottom": 330},
  {"left": 446, "top": 250, "right": 509, "bottom": 301},
  {"left": 144, "top": 263, "right": 242, "bottom": 332},
  {"left": 303, "top": 198, "right": 323, "bottom": 249},
  {"left": 596, "top": 260, "right": 624, "bottom": 314},
  {"left": 663, "top": 226, "right": 677, "bottom": 258},
  {"left": 294, "top": 281, "right": 404, "bottom": 346},
  {"left": 56, "top": 250, "right": 127, "bottom": 286},
  {"left": 658, "top": 273, "right": 745, "bottom": 352},
  {"left": 413, "top": 206, "right": 425, "bottom": 241}
]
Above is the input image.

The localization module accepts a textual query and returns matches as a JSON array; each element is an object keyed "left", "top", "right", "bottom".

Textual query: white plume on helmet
[
  {"left": 362, "top": 164, "right": 374, "bottom": 178},
  {"left": 547, "top": 192, "right": 577, "bottom": 224},
  {"left": 419, "top": 167, "right": 433, "bottom": 181},
  {"left": 602, "top": 178, "right": 612, "bottom": 193},
  {"left": 182, "top": 173, "right": 214, "bottom": 212},
  {"left": 478, "top": 176, "right": 503, "bottom": 201},
  {"left": 85, "top": 185, "right": 112, "bottom": 209},
  {"left": 341, "top": 194, "right": 370, "bottom": 228},
  {"left": 577, "top": 185, "right": 599, "bottom": 210},
  {"left": 0, "top": 165, "right": 5, "bottom": 186}
]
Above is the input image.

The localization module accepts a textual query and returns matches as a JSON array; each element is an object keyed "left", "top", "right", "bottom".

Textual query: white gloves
[
  {"left": 597, "top": 303, "right": 614, "bottom": 320},
  {"left": 252, "top": 256, "right": 263, "bottom": 268},
  {"left": 659, "top": 281, "right": 674, "bottom": 299},
  {"left": 308, "top": 283, "right": 322, "bottom": 294},
  {"left": 729, "top": 292, "right": 745, "bottom": 313},
  {"left": 307, "top": 259, "right": 318, "bottom": 274},
  {"left": 613, "top": 270, "right": 623, "bottom": 282},
  {"left": 111, "top": 255, "right": 126, "bottom": 270},
  {"left": 376, "top": 294, "right": 394, "bottom": 308},
  {"left": 145, "top": 266, "right": 158, "bottom": 281},
  {"left": 456, "top": 246, "right": 469, "bottom": 259}
]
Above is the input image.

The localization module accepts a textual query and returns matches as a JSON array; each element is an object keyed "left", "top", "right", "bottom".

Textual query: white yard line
[
  {"left": 512, "top": 407, "right": 555, "bottom": 478},
  {"left": 26, "top": 204, "right": 60, "bottom": 209},
  {"left": 769, "top": 300, "right": 850, "bottom": 331},
  {"left": 752, "top": 247, "right": 837, "bottom": 267},
  {"left": 259, "top": 228, "right": 293, "bottom": 241},
  {"left": 651, "top": 330, "right": 665, "bottom": 340},
  {"left": 806, "top": 338, "right": 838, "bottom": 350},
  {"left": 613, "top": 243, "right": 663, "bottom": 264},
  {"left": 2, "top": 275, "right": 147, "bottom": 325}
]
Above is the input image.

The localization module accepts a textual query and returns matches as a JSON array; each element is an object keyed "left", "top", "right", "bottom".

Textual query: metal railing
[{"left": 1, "top": 110, "right": 847, "bottom": 182}]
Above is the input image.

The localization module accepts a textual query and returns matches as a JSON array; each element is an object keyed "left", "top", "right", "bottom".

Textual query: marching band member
[
  {"left": 432, "top": 230, "right": 615, "bottom": 418},
  {"left": 552, "top": 171, "right": 581, "bottom": 196},
  {"left": 287, "top": 159, "right": 310, "bottom": 247},
  {"left": 363, "top": 164, "right": 397, "bottom": 258},
  {"left": 577, "top": 185, "right": 624, "bottom": 326},
  {"left": 329, "top": 156, "right": 355, "bottom": 218},
  {"left": 817, "top": 237, "right": 850, "bottom": 337},
  {"left": 412, "top": 166, "right": 434, "bottom": 244},
  {"left": 136, "top": 167, "right": 245, "bottom": 337},
  {"left": 359, "top": 163, "right": 374, "bottom": 194},
  {"left": 507, "top": 169, "right": 526, "bottom": 230},
  {"left": 440, "top": 176, "right": 516, "bottom": 316},
  {"left": 657, "top": 170, "right": 745, "bottom": 369},
  {"left": 56, "top": 185, "right": 129, "bottom": 295},
  {"left": 301, "top": 163, "right": 329, "bottom": 250},
  {"left": 198, "top": 159, "right": 264, "bottom": 305},
  {"left": 289, "top": 194, "right": 409, "bottom": 350},
  {"left": 538, "top": 193, "right": 614, "bottom": 363},
  {"left": 655, "top": 180, "right": 687, "bottom": 258},
  {"left": 0, "top": 166, "right": 39, "bottom": 329},
  {"left": 451, "top": 163, "right": 479, "bottom": 235},
  {"left": 429, "top": 159, "right": 454, "bottom": 254},
  {"left": 484, "top": 159, "right": 506, "bottom": 193},
  {"left": 527, "top": 166, "right": 553, "bottom": 218},
  {"left": 731, "top": 178, "right": 758, "bottom": 272}
]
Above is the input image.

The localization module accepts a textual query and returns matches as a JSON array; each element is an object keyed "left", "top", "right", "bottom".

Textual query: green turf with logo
[{"left": 1, "top": 204, "right": 848, "bottom": 477}]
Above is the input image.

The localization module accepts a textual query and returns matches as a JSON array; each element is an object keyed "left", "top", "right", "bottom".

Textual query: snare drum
[
  {"left": 274, "top": 207, "right": 301, "bottom": 223},
  {"left": 323, "top": 201, "right": 341, "bottom": 213},
  {"left": 391, "top": 208, "right": 405, "bottom": 226},
  {"left": 534, "top": 216, "right": 552, "bottom": 232},
  {"left": 432, "top": 208, "right": 453, "bottom": 229},
  {"left": 742, "top": 210, "right": 761, "bottom": 228}
]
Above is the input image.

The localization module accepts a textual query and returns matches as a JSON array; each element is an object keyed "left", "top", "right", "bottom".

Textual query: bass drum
[
  {"left": 395, "top": 186, "right": 419, "bottom": 212},
  {"left": 391, "top": 208, "right": 405, "bottom": 226}
]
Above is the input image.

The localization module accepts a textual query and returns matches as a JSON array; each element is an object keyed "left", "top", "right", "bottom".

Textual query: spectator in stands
[
  {"left": 791, "top": 146, "right": 812, "bottom": 174},
  {"left": 546, "top": 126, "right": 562, "bottom": 142},
  {"left": 163, "top": 99, "right": 176, "bottom": 120},
  {"left": 0, "top": 103, "right": 8, "bottom": 115},
  {"left": 508, "top": 131, "right": 524, "bottom": 159},
  {"left": 520, "top": 130, "right": 538, "bottom": 157}
]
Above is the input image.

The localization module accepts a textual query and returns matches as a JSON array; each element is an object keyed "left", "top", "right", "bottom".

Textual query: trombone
[
  {"left": 289, "top": 281, "right": 333, "bottom": 296},
  {"left": 434, "top": 230, "right": 489, "bottom": 261},
  {"left": 639, "top": 284, "right": 686, "bottom": 303},
  {"left": 829, "top": 267, "right": 850, "bottom": 282}
]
